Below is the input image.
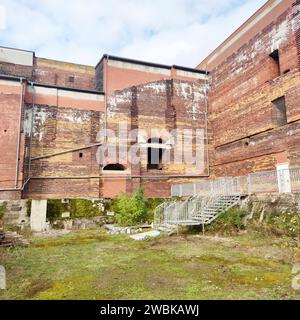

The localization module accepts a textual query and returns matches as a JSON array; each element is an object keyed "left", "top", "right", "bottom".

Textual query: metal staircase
[{"left": 154, "top": 181, "right": 241, "bottom": 230}]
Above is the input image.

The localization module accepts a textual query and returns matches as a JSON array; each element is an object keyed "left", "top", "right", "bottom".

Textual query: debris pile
[
  {"left": 0, "top": 231, "right": 29, "bottom": 247},
  {"left": 104, "top": 224, "right": 151, "bottom": 235}
]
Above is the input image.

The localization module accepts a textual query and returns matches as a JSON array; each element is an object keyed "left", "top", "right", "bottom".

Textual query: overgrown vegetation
[
  {"left": 45, "top": 195, "right": 165, "bottom": 226},
  {"left": 46, "top": 199, "right": 104, "bottom": 222},
  {"left": 112, "top": 187, "right": 148, "bottom": 226},
  {"left": 206, "top": 207, "right": 248, "bottom": 235},
  {"left": 248, "top": 208, "right": 300, "bottom": 239},
  {"left": 69, "top": 199, "right": 102, "bottom": 218},
  {"left": 109, "top": 187, "right": 166, "bottom": 226},
  {"left": 0, "top": 202, "right": 7, "bottom": 230},
  {"left": 47, "top": 200, "right": 67, "bottom": 222},
  {"left": 0, "top": 201, "right": 7, "bottom": 221}
]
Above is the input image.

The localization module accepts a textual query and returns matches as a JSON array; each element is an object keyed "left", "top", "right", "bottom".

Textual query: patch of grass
[{"left": 0, "top": 229, "right": 300, "bottom": 300}]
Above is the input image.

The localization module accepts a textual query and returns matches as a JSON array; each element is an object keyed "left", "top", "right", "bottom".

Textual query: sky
[{"left": 0, "top": 0, "right": 266, "bottom": 67}]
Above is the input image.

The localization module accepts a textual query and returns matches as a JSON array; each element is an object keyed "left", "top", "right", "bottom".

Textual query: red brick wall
[
  {"left": 0, "top": 80, "right": 25, "bottom": 196},
  {"left": 208, "top": 2, "right": 300, "bottom": 177},
  {"left": 0, "top": 62, "right": 33, "bottom": 79},
  {"left": 22, "top": 104, "right": 104, "bottom": 199},
  {"left": 105, "top": 79, "right": 208, "bottom": 197},
  {"left": 33, "top": 57, "right": 96, "bottom": 91}
]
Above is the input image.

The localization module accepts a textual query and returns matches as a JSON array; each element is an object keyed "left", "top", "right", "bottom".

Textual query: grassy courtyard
[{"left": 0, "top": 229, "right": 300, "bottom": 300}]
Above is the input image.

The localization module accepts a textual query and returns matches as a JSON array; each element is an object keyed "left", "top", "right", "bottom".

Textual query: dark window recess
[
  {"left": 96, "top": 61, "right": 104, "bottom": 92},
  {"left": 272, "top": 96, "right": 287, "bottom": 127},
  {"left": 147, "top": 138, "right": 163, "bottom": 170},
  {"left": 68, "top": 76, "right": 75, "bottom": 83},
  {"left": 103, "top": 164, "right": 125, "bottom": 171},
  {"left": 269, "top": 49, "right": 280, "bottom": 79},
  {"left": 79, "top": 152, "right": 83, "bottom": 158}
]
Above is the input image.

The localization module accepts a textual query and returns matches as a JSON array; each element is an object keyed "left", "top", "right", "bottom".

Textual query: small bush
[
  {"left": 207, "top": 206, "right": 248, "bottom": 234},
  {"left": 69, "top": 199, "right": 101, "bottom": 218},
  {"left": 113, "top": 187, "right": 148, "bottom": 226}
]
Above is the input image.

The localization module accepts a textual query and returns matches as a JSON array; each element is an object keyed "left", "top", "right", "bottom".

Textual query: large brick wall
[
  {"left": 23, "top": 104, "right": 104, "bottom": 199},
  {"left": 103, "top": 78, "right": 209, "bottom": 198},
  {"left": 33, "top": 57, "right": 96, "bottom": 91},
  {"left": 0, "top": 79, "right": 26, "bottom": 199},
  {"left": 207, "top": 0, "right": 300, "bottom": 177}
]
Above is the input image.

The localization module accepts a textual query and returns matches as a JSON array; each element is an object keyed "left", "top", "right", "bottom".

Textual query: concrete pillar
[{"left": 30, "top": 200, "right": 47, "bottom": 232}]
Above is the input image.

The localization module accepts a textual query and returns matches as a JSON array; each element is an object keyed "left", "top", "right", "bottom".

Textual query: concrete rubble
[
  {"left": 130, "top": 230, "right": 161, "bottom": 241},
  {"left": 104, "top": 224, "right": 152, "bottom": 235},
  {"left": 0, "top": 231, "right": 30, "bottom": 247}
]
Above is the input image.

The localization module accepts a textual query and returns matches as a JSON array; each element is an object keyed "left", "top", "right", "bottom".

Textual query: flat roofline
[
  {"left": 0, "top": 45, "right": 34, "bottom": 54},
  {"left": 36, "top": 56, "right": 95, "bottom": 70},
  {"left": 31, "top": 82, "right": 105, "bottom": 95},
  {"left": 96, "top": 54, "right": 208, "bottom": 74},
  {"left": 0, "top": 74, "right": 24, "bottom": 82},
  {"left": 0, "top": 74, "right": 104, "bottom": 95}
]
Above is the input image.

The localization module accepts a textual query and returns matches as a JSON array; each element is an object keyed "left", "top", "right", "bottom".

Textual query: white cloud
[
  {"left": 0, "top": 4, "right": 6, "bottom": 30},
  {"left": 0, "top": 0, "right": 266, "bottom": 67}
]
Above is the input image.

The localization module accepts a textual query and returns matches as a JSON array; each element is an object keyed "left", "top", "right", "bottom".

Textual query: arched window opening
[
  {"left": 103, "top": 163, "right": 125, "bottom": 171},
  {"left": 147, "top": 138, "right": 163, "bottom": 170}
]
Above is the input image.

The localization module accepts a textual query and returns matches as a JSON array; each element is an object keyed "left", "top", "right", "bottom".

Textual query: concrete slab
[{"left": 130, "top": 230, "right": 160, "bottom": 241}]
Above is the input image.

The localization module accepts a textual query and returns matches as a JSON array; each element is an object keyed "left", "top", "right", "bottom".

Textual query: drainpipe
[
  {"left": 15, "top": 78, "right": 24, "bottom": 188},
  {"left": 104, "top": 55, "right": 109, "bottom": 144},
  {"left": 27, "top": 82, "right": 35, "bottom": 178},
  {"left": 204, "top": 67, "right": 210, "bottom": 177},
  {"left": 0, "top": 178, "right": 30, "bottom": 192}
]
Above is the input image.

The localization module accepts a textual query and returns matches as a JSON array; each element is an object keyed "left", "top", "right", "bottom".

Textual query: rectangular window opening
[
  {"left": 272, "top": 96, "right": 287, "bottom": 127},
  {"left": 269, "top": 49, "right": 280, "bottom": 79}
]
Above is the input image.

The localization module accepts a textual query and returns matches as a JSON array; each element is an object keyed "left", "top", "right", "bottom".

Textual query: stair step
[{"left": 155, "top": 194, "right": 241, "bottom": 227}]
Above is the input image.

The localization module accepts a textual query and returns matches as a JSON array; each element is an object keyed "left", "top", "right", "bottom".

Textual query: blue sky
[{"left": 0, "top": 0, "right": 266, "bottom": 67}]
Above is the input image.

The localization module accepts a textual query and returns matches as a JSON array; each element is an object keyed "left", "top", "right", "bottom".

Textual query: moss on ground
[{"left": 0, "top": 229, "right": 300, "bottom": 300}]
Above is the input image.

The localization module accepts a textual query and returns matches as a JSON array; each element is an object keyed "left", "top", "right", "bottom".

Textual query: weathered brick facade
[
  {"left": 198, "top": 0, "right": 300, "bottom": 178},
  {"left": 0, "top": 0, "right": 299, "bottom": 199}
]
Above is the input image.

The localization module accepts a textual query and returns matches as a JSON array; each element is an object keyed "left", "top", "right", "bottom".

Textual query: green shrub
[
  {"left": 207, "top": 206, "right": 248, "bottom": 234},
  {"left": 113, "top": 187, "right": 148, "bottom": 226},
  {"left": 47, "top": 200, "right": 66, "bottom": 222},
  {"left": 146, "top": 198, "right": 165, "bottom": 223},
  {"left": 0, "top": 202, "right": 7, "bottom": 220},
  {"left": 249, "top": 208, "right": 300, "bottom": 238},
  {"left": 69, "top": 199, "right": 101, "bottom": 218},
  {"left": 47, "top": 199, "right": 103, "bottom": 221}
]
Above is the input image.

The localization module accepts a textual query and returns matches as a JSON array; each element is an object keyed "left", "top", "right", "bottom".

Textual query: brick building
[{"left": 0, "top": 0, "right": 299, "bottom": 200}]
